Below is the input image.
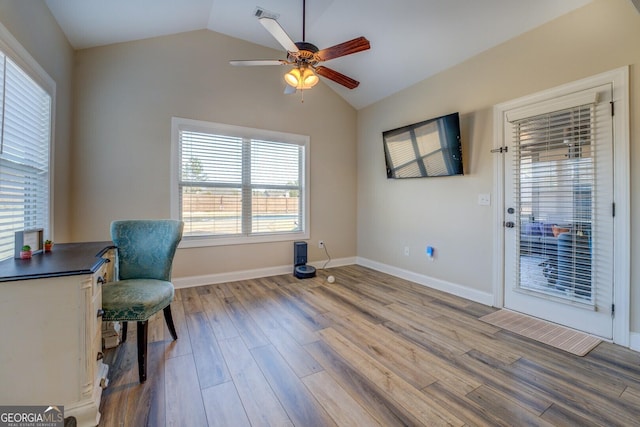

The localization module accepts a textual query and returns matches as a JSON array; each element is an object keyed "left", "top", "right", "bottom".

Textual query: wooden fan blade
[
  {"left": 315, "top": 66, "right": 359, "bottom": 89},
  {"left": 316, "top": 36, "right": 370, "bottom": 62},
  {"left": 259, "top": 17, "right": 299, "bottom": 53},
  {"left": 230, "top": 60, "right": 288, "bottom": 66}
]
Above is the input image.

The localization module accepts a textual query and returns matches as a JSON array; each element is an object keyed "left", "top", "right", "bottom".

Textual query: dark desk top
[{"left": 0, "top": 242, "right": 114, "bottom": 282}]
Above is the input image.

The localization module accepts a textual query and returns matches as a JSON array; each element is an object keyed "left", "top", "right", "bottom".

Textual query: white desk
[{"left": 0, "top": 242, "right": 113, "bottom": 426}]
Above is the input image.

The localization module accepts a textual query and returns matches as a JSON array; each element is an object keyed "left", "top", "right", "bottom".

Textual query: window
[
  {"left": 0, "top": 27, "right": 54, "bottom": 261},
  {"left": 514, "top": 103, "right": 597, "bottom": 301},
  {"left": 171, "top": 117, "right": 309, "bottom": 247}
]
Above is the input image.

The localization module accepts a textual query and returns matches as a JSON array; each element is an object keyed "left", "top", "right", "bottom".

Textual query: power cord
[{"left": 321, "top": 242, "right": 332, "bottom": 270}]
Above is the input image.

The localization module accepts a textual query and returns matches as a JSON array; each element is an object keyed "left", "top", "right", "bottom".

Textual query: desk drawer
[{"left": 93, "top": 263, "right": 109, "bottom": 297}]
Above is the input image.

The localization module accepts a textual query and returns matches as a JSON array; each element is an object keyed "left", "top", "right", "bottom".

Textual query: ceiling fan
[{"left": 230, "top": 0, "right": 370, "bottom": 94}]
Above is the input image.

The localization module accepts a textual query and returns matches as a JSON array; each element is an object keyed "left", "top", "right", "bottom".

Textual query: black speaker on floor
[{"left": 293, "top": 241, "right": 316, "bottom": 279}]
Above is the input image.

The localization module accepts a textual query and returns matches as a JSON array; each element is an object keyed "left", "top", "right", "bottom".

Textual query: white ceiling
[{"left": 44, "top": 0, "right": 593, "bottom": 109}]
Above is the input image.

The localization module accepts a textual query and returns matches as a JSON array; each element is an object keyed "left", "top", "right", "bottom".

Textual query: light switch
[{"left": 478, "top": 193, "right": 491, "bottom": 206}]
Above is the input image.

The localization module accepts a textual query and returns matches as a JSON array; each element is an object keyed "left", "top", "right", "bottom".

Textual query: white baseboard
[
  {"left": 356, "top": 257, "right": 494, "bottom": 306},
  {"left": 172, "top": 256, "right": 357, "bottom": 288},
  {"left": 629, "top": 332, "right": 640, "bottom": 352},
  {"left": 173, "top": 255, "right": 493, "bottom": 307}
]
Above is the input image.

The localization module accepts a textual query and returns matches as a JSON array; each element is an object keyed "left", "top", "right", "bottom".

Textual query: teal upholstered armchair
[{"left": 102, "top": 220, "right": 183, "bottom": 383}]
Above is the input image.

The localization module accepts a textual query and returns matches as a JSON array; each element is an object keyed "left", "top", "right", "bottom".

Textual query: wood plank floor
[{"left": 98, "top": 265, "right": 640, "bottom": 426}]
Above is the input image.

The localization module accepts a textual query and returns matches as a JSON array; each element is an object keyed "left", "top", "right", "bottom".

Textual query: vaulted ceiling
[{"left": 45, "top": 0, "right": 592, "bottom": 109}]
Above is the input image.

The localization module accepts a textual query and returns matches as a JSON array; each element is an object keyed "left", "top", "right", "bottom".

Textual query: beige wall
[
  {"left": 357, "top": 0, "right": 640, "bottom": 331},
  {"left": 3, "top": 0, "right": 639, "bottom": 336},
  {"left": 0, "top": 1, "right": 75, "bottom": 242},
  {"left": 72, "top": 30, "right": 358, "bottom": 278}
]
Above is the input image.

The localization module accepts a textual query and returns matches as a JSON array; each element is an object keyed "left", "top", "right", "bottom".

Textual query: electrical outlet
[
  {"left": 404, "top": 246, "right": 410, "bottom": 256},
  {"left": 318, "top": 240, "right": 324, "bottom": 248}
]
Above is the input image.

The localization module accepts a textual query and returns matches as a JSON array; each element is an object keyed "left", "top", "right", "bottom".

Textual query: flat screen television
[{"left": 382, "top": 112, "right": 463, "bottom": 179}]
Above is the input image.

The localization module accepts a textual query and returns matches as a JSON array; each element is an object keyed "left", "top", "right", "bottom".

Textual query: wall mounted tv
[{"left": 382, "top": 112, "right": 463, "bottom": 179}]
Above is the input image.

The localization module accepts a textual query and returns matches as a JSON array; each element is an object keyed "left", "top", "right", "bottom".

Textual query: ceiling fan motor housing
[{"left": 289, "top": 42, "right": 321, "bottom": 64}]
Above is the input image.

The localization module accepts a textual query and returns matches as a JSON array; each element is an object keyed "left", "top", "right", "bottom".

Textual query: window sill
[{"left": 178, "top": 231, "right": 310, "bottom": 248}]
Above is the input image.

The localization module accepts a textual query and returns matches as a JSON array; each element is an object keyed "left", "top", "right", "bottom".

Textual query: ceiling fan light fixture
[
  {"left": 284, "top": 66, "right": 319, "bottom": 90},
  {"left": 231, "top": 0, "right": 370, "bottom": 96}
]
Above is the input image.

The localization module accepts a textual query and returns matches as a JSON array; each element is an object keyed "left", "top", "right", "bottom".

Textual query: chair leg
[
  {"left": 121, "top": 321, "right": 128, "bottom": 343},
  {"left": 163, "top": 305, "right": 178, "bottom": 341},
  {"left": 137, "top": 321, "right": 148, "bottom": 383}
]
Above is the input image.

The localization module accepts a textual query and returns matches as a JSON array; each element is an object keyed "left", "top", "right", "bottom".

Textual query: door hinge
[
  {"left": 612, "top": 202, "right": 616, "bottom": 217},
  {"left": 612, "top": 303, "right": 615, "bottom": 317},
  {"left": 610, "top": 101, "right": 615, "bottom": 116},
  {"left": 491, "top": 146, "right": 508, "bottom": 154}
]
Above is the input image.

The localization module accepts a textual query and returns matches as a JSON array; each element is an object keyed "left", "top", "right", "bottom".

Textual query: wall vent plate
[{"left": 254, "top": 7, "right": 279, "bottom": 20}]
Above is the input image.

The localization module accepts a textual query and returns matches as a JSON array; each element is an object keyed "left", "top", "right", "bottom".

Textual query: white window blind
[
  {"left": 514, "top": 101, "right": 609, "bottom": 304},
  {"left": 0, "top": 51, "right": 52, "bottom": 261},
  {"left": 174, "top": 118, "right": 308, "bottom": 245}
]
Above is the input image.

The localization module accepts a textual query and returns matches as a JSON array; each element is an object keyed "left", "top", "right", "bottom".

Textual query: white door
[{"left": 503, "top": 83, "right": 614, "bottom": 339}]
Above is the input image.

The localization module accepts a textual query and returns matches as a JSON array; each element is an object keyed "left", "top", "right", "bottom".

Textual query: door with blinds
[{"left": 503, "top": 83, "right": 614, "bottom": 339}]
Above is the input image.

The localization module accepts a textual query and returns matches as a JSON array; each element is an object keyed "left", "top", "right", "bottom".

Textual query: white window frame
[
  {"left": 171, "top": 117, "right": 310, "bottom": 248},
  {"left": 0, "top": 23, "right": 55, "bottom": 260}
]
